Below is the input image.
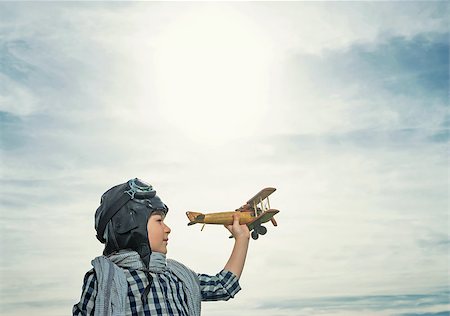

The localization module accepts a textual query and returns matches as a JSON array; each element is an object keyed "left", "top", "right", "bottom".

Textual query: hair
[{"left": 150, "top": 210, "right": 167, "bottom": 219}]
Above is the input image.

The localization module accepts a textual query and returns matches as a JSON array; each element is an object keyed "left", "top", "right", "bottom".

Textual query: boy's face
[{"left": 147, "top": 213, "right": 171, "bottom": 254}]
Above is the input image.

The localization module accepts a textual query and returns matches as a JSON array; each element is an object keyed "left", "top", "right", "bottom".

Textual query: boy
[{"left": 73, "top": 178, "right": 250, "bottom": 316}]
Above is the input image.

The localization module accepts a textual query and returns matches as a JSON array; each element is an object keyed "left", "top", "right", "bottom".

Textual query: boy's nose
[{"left": 165, "top": 224, "right": 171, "bottom": 233}]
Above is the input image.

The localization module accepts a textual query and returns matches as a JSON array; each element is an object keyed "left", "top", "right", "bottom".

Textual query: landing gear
[
  {"left": 258, "top": 225, "right": 267, "bottom": 235},
  {"left": 251, "top": 225, "right": 267, "bottom": 240}
]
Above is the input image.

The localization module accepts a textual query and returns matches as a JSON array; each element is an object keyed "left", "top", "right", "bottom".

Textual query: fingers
[
  {"left": 225, "top": 213, "right": 251, "bottom": 240},
  {"left": 232, "top": 213, "right": 240, "bottom": 225},
  {"left": 225, "top": 214, "right": 238, "bottom": 232}
]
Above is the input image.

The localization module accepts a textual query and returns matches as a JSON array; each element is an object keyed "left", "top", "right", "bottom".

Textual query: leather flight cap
[{"left": 96, "top": 178, "right": 156, "bottom": 243}]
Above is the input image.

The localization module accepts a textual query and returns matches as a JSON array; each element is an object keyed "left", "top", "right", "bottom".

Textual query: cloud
[
  {"left": 0, "top": 111, "right": 26, "bottom": 150},
  {"left": 301, "top": 32, "right": 448, "bottom": 101},
  {"left": 396, "top": 312, "right": 450, "bottom": 316},
  {"left": 270, "top": 31, "right": 448, "bottom": 136},
  {"left": 233, "top": 2, "right": 448, "bottom": 55},
  {"left": 256, "top": 291, "right": 450, "bottom": 312},
  {"left": 0, "top": 3, "right": 448, "bottom": 316}
]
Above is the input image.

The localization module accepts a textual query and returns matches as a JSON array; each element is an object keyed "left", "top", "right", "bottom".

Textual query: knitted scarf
[{"left": 91, "top": 250, "right": 201, "bottom": 316}]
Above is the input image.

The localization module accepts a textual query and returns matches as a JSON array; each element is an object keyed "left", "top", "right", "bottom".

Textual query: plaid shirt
[{"left": 73, "top": 267, "right": 241, "bottom": 316}]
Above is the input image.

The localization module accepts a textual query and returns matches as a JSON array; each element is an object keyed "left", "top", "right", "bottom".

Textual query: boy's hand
[
  {"left": 225, "top": 213, "right": 250, "bottom": 240},
  {"left": 224, "top": 213, "right": 250, "bottom": 278}
]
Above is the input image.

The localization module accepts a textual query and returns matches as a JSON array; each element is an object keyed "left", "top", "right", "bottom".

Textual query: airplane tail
[{"left": 186, "top": 211, "right": 204, "bottom": 225}]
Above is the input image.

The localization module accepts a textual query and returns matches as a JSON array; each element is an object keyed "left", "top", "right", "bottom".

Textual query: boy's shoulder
[
  {"left": 79, "top": 268, "right": 98, "bottom": 295},
  {"left": 83, "top": 268, "right": 97, "bottom": 283},
  {"left": 84, "top": 268, "right": 95, "bottom": 277}
]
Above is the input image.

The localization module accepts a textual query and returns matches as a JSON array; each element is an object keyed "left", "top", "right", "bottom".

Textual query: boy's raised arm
[{"left": 223, "top": 213, "right": 250, "bottom": 278}]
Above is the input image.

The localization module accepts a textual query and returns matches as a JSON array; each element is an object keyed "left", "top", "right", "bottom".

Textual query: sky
[{"left": 0, "top": 1, "right": 448, "bottom": 316}]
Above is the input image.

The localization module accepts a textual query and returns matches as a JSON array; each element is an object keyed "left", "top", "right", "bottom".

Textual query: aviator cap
[{"left": 94, "top": 178, "right": 168, "bottom": 267}]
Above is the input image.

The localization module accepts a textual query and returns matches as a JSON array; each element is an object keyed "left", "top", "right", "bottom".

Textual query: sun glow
[{"left": 151, "top": 5, "right": 274, "bottom": 143}]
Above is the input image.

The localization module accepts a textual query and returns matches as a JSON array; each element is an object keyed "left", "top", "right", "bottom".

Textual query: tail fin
[{"left": 186, "top": 211, "right": 205, "bottom": 225}]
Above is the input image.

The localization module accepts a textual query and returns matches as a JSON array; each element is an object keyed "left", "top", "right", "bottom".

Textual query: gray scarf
[{"left": 91, "top": 250, "right": 201, "bottom": 316}]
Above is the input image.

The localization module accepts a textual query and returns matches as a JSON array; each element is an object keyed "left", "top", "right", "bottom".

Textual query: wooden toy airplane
[{"left": 186, "top": 187, "right": 279, "bottom": 240}]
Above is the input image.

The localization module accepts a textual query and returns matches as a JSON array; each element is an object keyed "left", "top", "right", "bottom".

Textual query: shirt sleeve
[
  {"left": 72, "top": 270, "right": 97, "bottom": 316},
  {"left": 198, "top": 269, "right": 241, "bottom": 301}
]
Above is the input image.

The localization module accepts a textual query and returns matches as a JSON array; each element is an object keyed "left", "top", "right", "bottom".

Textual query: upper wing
[{"left": 246, "top": 187, "right": 276, "bottom": 207}]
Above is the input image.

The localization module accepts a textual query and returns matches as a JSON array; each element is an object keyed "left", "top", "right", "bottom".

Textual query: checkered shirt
[{"left": 73, "top": 267, "right": 241, "bottom": 315}]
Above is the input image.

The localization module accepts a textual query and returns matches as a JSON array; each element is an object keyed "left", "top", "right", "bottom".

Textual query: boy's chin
[{"left": 152, "top": 247, "right": 168, "bottom": 254}]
